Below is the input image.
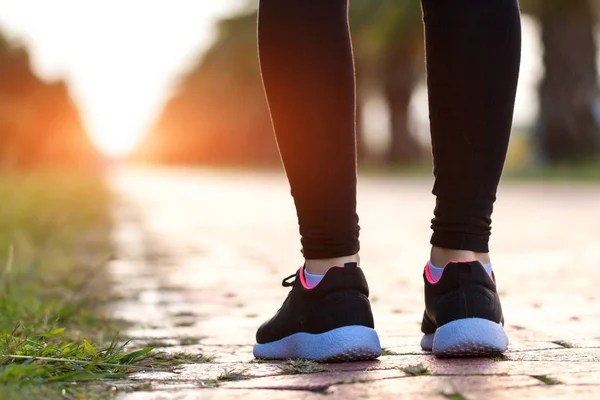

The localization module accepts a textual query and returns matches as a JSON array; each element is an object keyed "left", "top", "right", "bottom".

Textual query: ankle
[
  {"left": 430, "top": 246, "right": 490, "bottom": 267},
  {"left": 305, "top": 253, "right": 359, "bottom": 275}
]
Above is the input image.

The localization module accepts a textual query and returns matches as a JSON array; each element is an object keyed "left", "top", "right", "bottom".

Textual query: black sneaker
[
  {"left": 253, "top": 262, "right": 381, "bottom": 362},
  {"left": 420, "top": 260, "right": 508, "bottom": 357}
]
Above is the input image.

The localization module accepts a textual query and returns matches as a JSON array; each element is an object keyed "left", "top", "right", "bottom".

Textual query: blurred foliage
[
  {"left": 0, "top": 173, "right": 162, "bottom": 397},
  {"left": 526, "top": 0, "right": 600, "bottom": 164},
  {"left": 132, "top": 9, "right": 279, "bottom": 166},
  {"left": 133, "top": 0, "right": 600, "bottom": 168},
  {"left": 352, "top": 0, "right": 424, "bottom": 163},
  {"left": 0, "top": 31, "right": 102, "bottom": 170}
]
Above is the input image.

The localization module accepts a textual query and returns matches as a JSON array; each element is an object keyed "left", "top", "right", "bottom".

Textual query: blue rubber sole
[
  {"left": 253, "top": 325, "right": 381, "bottom": 362},
  {"left": 421, "top": 318, "right": 508, "bottom": 357}
]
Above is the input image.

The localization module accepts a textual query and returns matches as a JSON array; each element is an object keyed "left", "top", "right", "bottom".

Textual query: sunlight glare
[{"left": 0, "top": 0, "right": 241, "bottom": 158}]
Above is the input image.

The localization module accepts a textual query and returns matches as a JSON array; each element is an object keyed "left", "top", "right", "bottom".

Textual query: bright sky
[
  {"left": 0, "top": 4, "right": 540, "bottom": 158},
  {"left": 0, "top": 0, "right": 242, "bottom": 157}
]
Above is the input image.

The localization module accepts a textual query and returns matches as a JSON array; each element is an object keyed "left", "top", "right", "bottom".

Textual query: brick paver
[{"left": 108, "top": 166, "right": 600, "bottom": 399}]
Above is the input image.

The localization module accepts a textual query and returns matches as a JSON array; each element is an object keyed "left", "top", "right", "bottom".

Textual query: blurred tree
[
  {"left": 0, "top": 30, "right": 101, "bottom": 169},
  {"left": 351, "top": 0, "right": 425, "bottom": 164},
  {"left": 349, "top": 0, "right": 384, "bottom": 162},
  {"left": 137, "top": 1, "right": 427, "bottom": 166},
  {"left": 139, "top": 1, "right": 600, "bottom": 167},
  {"left": 523, "top": 0, "right": 600, "bottom": 163},
  {"left": 133, "top": 8, "right": 278, "bottom": 165}
]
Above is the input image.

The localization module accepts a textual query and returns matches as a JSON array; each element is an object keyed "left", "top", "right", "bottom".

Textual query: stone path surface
[{"left": 107, "top": 166, "right": 600, "bottom": 399}]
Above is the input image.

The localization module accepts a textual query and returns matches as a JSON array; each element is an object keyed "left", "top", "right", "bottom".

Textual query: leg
[
  {"left": 258, "top": 0, "right": 359, "bottom": 273},
  {"left": 420, "top": 0, "right": 521, "bottom": 357},
  {"left": 253, "top": 0, "right": 380, "bottom": 362},
  {"left": 421, "top": 0, "right": 521, "bottom": 265}
]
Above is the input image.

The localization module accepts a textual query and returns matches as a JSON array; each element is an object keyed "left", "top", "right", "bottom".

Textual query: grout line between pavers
[{"left": 132, "top": 370, "right": 600, "bottom": 387}]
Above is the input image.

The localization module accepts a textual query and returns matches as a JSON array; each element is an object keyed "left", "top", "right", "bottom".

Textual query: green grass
[
  {"left": 380, "top": 348, "right": 399, "bottom": 356},
  {"left": 197, "top": 367, "right": 252, "bottom": 388},
  {"left": 217, "top": 367, "right": 252, "bottom": 381},
  {"left": 504, "top": 159, "right": 600, "bottom": 182},
  {"left": 179, "top": 337, "right": 201, "bottom": 346},
  {"left": 144, "top": 340, "right": 174, "bottom": 348},
  {"left": 532, "top": 375, "right": 562, "bottom": 385},
  {"left": 0, "top": 172, "right": 154, "bottom": 398},
  {"left": 358, "top": 157, "right": 600, "bottom": 183},
  {"left": 551, "top": 340, "right": 574, "bottom": 349},
  {"left": 279, "top": 359, "right": 325, "bottom": 375},
  {"left": 444, "top": 394, "right": 468, "bottom": 400},
  {"left": 402, "top": 364, "right": 430, "bottom": 376},
  {"left": 339, "top": 377, "right": 371, "bottom": 385},
  {"left": 148, "top": 351, "right": 214, "bottom": 364}
]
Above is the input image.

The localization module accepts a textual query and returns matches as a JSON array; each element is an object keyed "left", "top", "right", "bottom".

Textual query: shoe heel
[{"left": 433, "top": 318, "right": 508, "bottom": 357}]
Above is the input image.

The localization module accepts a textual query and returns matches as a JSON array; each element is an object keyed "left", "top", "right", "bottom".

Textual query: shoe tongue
[
  {"left": 342, "top": 262, "right": 358, "bottom": 274},
  {"left": 443, "top": 260, "right": 494, "bottom": 282}
]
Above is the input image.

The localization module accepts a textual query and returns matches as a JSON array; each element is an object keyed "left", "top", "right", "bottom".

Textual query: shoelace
[{"left": 282, "top": 273, "right": 296, "bottom": 287}]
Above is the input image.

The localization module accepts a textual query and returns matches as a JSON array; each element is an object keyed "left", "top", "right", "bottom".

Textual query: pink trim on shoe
[
  {"left": 300, "top": 265, "right": 345, "bottom": 289},
  {"left": 299, "top": 265, "right": 311, "bottom": 289},
  {"left": 424, "top": 262, "right": 439, "bottom": 284}
]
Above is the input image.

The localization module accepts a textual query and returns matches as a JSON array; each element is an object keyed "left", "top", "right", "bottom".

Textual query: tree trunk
[
  {"left": 382, "top": 45, "right": 421, "bottom": 164},
  {"left": 537, "top": 0, "right": 599, "bottom": 163}
]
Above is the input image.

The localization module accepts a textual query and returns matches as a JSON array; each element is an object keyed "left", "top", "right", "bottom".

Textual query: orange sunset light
[{"left": 0, "top": 0, "right": 239, "bottom": 158}]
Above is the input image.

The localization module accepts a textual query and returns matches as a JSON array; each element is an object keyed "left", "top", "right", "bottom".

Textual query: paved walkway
[{"left": 108, "top": 166, "right": 600, "bottom": 399}]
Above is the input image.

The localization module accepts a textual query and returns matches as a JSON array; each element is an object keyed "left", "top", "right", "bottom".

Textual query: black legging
[{"left": 258, "top": 0, "right": 521, "bottom": 259}]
